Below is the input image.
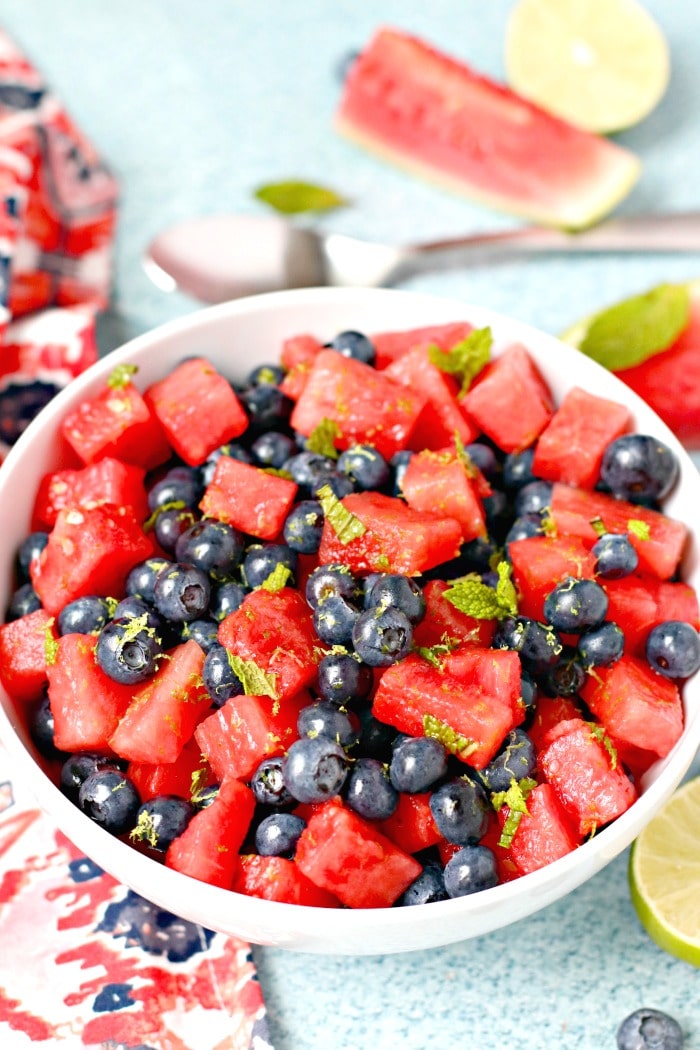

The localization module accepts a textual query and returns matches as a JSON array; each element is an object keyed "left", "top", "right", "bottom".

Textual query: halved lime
[
  {"left": 505, "top": 0, "right": 670, "bottom": 133},
  {"left": 629, "top": 776, "right": 700, "bottom": 967}
]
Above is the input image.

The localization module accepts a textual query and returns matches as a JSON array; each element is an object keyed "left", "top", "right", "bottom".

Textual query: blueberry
[
  {"left": 504, "top": 513, "right": 544, "bottom": 551},
  {"left": 352, "top": 605, "right": 413, "bottom": 667},
  {"left": 443, "top": 845, "right": 499, "bottom": 897},
  {"left": 520, "top": 671, "right": 538, "bottom": 712},
  {"left": 305, "top": 563, "right": 360, "bottom": 609},
  {"left": 282, "top": 736, "right": 349, "bottom": 803},
  {"left": 344, "top": 757, "right": 398, "bottom": 820},
  {"left": 616, "top": 1007, "right": 684, "bottom": 1050},
  {"left": 131, "top": 795, "right": 194, "bottom": 851},
  {"left": 60, "top": 752, "right": 124, "bottom": 804},
  {"left": 478, "top": 729, "right": 537, "bottom": 793},
  {"left": 646, "top": 621, "right": 700, "bottom": 680},
  {"left": 311, "top": 471, "right": 355, "bottom": 500},
  {"left": 365, "top": 573, "right": 426, "bottom": 625},
  {"left": 6, "top": 582, "right": 41, "bottom": 620},
  {"left": 242, "top": 543, "right": 297, "bottom": 589},
  {"left": 429, "top": 777, "right": 490, "bottom": 845},
  {"left": 336, "top": 444, "right": 390, "bottom": 490},
  {"left": 78, "top": 769, "right": 141, "bottom": 835},
  {"left": 209, "top": 580, "right": 247, "bottom": 622},
  {"left": 514, "top": 479, "right": 552, "bottom": 517},
  {"left": 313, "top": 593, "right": 361, "bottom": 646},
  {"left": 465, "top": 442, "right": 501, "bottom": 482},
  {"left": 297, "top": 701, "right": 358, "bottom": 748},
  {"left": 601, "top": 435, "right": 679, "bottom": 503},
  {"left": 255, "top": 812, "right": 306, "bottom": 857},
  {"left": 125, "top": 557, "right": 173, "bottom": 604},
  {"left": 153, "top": 563, "right": 211, "bottom": 622},
  {"left": 502, "top": 447, "right": 537, "bottom": 490},
  {"left": 175, "top": 519, "right": 244, "bottom": 579},
  {"left": 494, "top": 616, "right": 562, "bottom": 674},
  {"left": 544, "top": 577, "right": 609, "bottom": 633},
  {"left": 29, "top": 692, "right": 63, "bottom": 759},
  {"left": 95, "top": 617, "right": 164, "bottom": 684},
  {"left": 389, "top": 735, "right": 448, "bottom": 793},
  {"left": 284, "top": 450, "right": 337, "bottom": 494},
  {"left": 16, "top": 530, "right": 48, "bottom": 581},
  {"left": 240, "top": 384, "right": 292, "bottom": 431},
  {"left": 153, "top": 505, "right": 198, "bottom": 553},
  {"left": 397, "top": 864, "right": 448, "bottom": 906},
  {"left": 283, "top": 499, "right": 324, "bottom": 554},
  {"left": 592, "top": 532, "right": 639, "bottom": 579},
  {"left": 202, "top": 643, "right": 243, "bottom": 706},
  {"left": 250, "top": 429, "right": 296, "bottom": 469},
  {"left": 538, "top": 648, "right": 588, "bottom": 696},
  {"left": 200, "top": 442, "right": 252, "bottom": 486},
  {"left": 356, "top": 705, "right": 399, "bottom": 761},
  {"left": 317, "top": 651, "right": 373, "bottom": 705},
  {"left": 111, "top": 595, "right": 164, "bottom": 633},
  {"left": 578, "top": 621, "right": 625, "bottom": 669},
  {"left": 246, "top": 363, "right": 286, "bottom": 387},
  {"left": 329, "top": 329, "right": 375, "bottom": 365},
  {"left": 389, "top": 450, "right": 413, "bottom": 496},
  {"left": 483, "top": 488, "right": 511, "bottom": 542},
  {"left": 250, "top": 755, "right": 295, "bottom": 808},
  {"left": 147, "top": 465, "right": 202, "bottom": 512},
  {"left": 179, "top": 617, "right": 219, "bottom": 652}
]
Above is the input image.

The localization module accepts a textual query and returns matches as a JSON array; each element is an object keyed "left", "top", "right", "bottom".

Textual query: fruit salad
[{"left": 1, "top": 320, "right": 698, "bottom": 911}]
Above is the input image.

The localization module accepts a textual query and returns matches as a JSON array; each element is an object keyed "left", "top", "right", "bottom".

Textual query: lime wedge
[
  {"left": 629, "top": 776, "right": 700, "bottom": 966},
  {"left": 505, "top": 0, "right": 670, "bottom": 133}
]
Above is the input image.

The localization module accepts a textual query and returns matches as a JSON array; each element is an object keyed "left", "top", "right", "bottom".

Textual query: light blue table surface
[{"left": 2, "top": 1, "right": 700, "bottom": 1047}]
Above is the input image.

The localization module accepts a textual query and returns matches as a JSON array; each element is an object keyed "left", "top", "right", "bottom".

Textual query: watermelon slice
[{"left": 336, "top": 27, "right": 640, "bottom": 230}]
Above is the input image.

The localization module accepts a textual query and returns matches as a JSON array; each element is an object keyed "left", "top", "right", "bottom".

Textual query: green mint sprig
[
  {"left": 226, "top": 652, "right": 278, "bottom": 699},
  {"left": 442, "top": 561, "right": 518, "bottom": 621},
  {"left": 428, "top": 327, "right": 492, "bottom": 395},
  {"left": 254, "top": 180, "right": 348, "bottom": 215},
  {"left": 317, "top": 484, "right": 366, "bottom": 544}
]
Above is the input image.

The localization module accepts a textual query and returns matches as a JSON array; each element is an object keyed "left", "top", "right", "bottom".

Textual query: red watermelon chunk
[
  {"left": 279, "top": 333, "right": 324, "bottom": 401},
  {"left": 461, "top": 345, "right": 554, "bottom": 453},
  {"left": 377, "top": 791, "right": 444, "bottom": 854},
  {"left": 604, "top": 576, "right": 700, "bottom": 657},
  {"left": 411, "top": 578, "right": 496, "bottom": 650},
  {"left": 317, "top": 490, "right": 463, "bottom": 576},
  {"left": 295, "top": 800, "right": 422, "bottom": 908},
  {"left": 509, "top": 534, "right": 598, "bottom": 621},
  {"left": 32, "top": 456, "right": 148, "bottom": 531},
  {"left": 144, "top": 357, "right": 248, "bottom": 467},
  {"left": 538, "top": 717, "right": 638, "bottom": 835},
  {"left": 166, "top": 777, "right": 255, "bottom": 889},
  {"left": 549, "top": 483, "right": 688, "bottom": 580},
  {"left": 200, "top": 455, "right": 298, "bottom": 541},
  {"left": 383, "top": 346, "right": 479, "bottom": 450},
  {"left": 371, "top": 321, "right": 474, "bottom": 369},
  {"left": 290, "top": 349, "right": 427, "bottom": 460},
  {"left": 0, "top": 608, "right": 57, "bottom": 703},
  {"left": 532, "top": 386, "right": 632, "bottom": 489},
  {"left": 527, "top": 694, "right": 582, "bottom": 753},
  {"left": 501, "top": 783, "right": 582, "bottom": 876},
  {"left": 400, "top": 448, "right": 487, "bottom": 542},
  {"left": 128, "top": 737, "right": 212, "bottom": 803},
  {"left": 232, "top": 855, "right": 340, "bottom": 907}
]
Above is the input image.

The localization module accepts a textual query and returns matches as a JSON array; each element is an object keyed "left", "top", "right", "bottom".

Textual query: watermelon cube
[
  {"left": 383, "top": 346, "right": 479, "bottom": 450},
  {"left": 128, "top": 737, "right": 212, "bottom": 803},
  {"left": 604, "top": 576, "right": 700, "bottom": 657},
  {"left": 501, "top": 782, "right": 582, "bottom": 875},
  {"left": 199, "top": 455, "right": 298, "bottom": 541},
  {"left": 33, "top": 456, "right": 148, "bottom": 531},
  {"left": 166, "top": 777, "right": 255, "bottom": 889},
  {"left": 400, "top": 447, "right": 487, "bottom": 542},
  {"left": 411, "top": 578, "right": 496, "bottom": 650},
  {"left": 461, "top": 345, "right": 554, "bottom": 453},
  {"left": 509, "top": 534, "right": 598, "bottom": 621},
  {"left": 371, "top": 321, "right": 474, "bottom": 370},
  {"left": 377, "top": 791, "right": 444, "bottom": 854},
  {"left": 232, "top": 855, "right": 340, "bottom": 907},
  {"left": 0, "top": 608, "right": 56, "bottom": 703},
  {"left": 527, "top": 694, "right": 582, "bottom": 752}
]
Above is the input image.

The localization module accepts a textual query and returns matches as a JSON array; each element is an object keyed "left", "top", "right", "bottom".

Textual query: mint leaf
[
  {"left": 443, "top": 561, "right": 518, "bottom": 621},
  {"left": 317, "top": 484, "right": 366, "bottom": 544},
  {"left": 306, "top": 418, "right": 340, "bottom": 459},
  {"left": 422, "top": 713, "right": 477, "bottom": 759},
  {"left": 107, "top": 363, "right": 138, "bottom": 389},
  {"left": 491, "top": 777, "right": 537, "bottom": 849},
  {"left": 428, "top": 327, "right": 492, "bottom": 395},
  {"left": 226, "top": 652, "right": 278, "bottom": 699},
  {"left": 415, "top": 638, "right": 460, "bottom": 669},
  {"left": 577, "top": 283, "right": 690, "bottom": 371},
  {"left": 254, "top": 180, "right": 348, "bottom": 215},
  {"left": 261, "top": 563, "right": 292, "bottom": 592}
]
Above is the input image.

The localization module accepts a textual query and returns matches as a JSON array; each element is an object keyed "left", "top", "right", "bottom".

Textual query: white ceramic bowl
[{"left": 0, "top": 287, "right": 698, "bottom": 955}]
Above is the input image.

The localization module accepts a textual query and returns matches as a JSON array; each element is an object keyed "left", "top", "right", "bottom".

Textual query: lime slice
[
  {"left": 505, "top": 0, "right": 670, "bottom": 133},
  {"left": 629, "top": 776, "right": 700, "bottom": 966}
]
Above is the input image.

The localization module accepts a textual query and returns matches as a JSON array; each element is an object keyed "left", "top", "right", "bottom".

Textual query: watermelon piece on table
[
  {"left": 232, "top": 855, "right": 340, "bottom": 907},
  {"left": 166, "top": 777, "right": 255, "bottom": 889},
  {"left": 200, "top": 455, "right": 298, "bottom": 542},
  {"left": 32, "top": 456, "right": 148, "bottom": 531},
  {"left": 376, "top": 791, "right": 445, "bottom": 855},
  {"left": 400, "top": 447, "right": 487, "bottom": 542},
  {"left": 383, "top": 346, "right": 479, "bottom": 450},
  {"left": 411, "top": 578, "right": 496, "bottom": 650},
  {"left": 108, "top": 640, "right": 212, "bottom": 764},
  {"left": 30, "top": 505, "right": 153, "bottom": 617},
  {"left": 500, "top": 782, "right": 582, "bottom": 876},
  {"left": 532, "top": 386, "right": 633, "bottom": 489},
  {"left": 290, "top": 349, "right": 427, "bottom": 460},
  {"left": 604, "top": 575, "right": 700, "bottom": 657},
  {"left": 461, "top": 345, "right": 554, "bottom": 453},
  {"left": 538, "top": 718, "right": 638, "bottom": 835},
  {"left": 317, "top": 490, "right": 463, "bottom": 576},
  {"left": 295, "top": 800, "right": 422, "bottom": 908},
  {"left": 0, "top": 608, "right": 56, "bottom": 704},
  {"left": 509, "top": 534, "right": 598, "bottom": 621},
  {"left": 549, "top": 483, "right": 688, "bottom": 580},
  {"left": 371, "top": 321, "right": 474, "bottom": 370},
  {"left": 144, "top": 356, "right": 248, "bottom": 467},
  {"left": 336, "top": 28, "right": 639, "bottom": 230}
]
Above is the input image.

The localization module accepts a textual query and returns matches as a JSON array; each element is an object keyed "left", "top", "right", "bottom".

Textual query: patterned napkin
[{"left": 0, "top": 28, "right": 273, "bottom": 1050}]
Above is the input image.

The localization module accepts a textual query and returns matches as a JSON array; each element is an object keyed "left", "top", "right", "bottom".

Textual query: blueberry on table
[
  {"left": 147, "top": 465, "right": 203, "bottom": 512},
  {"left": 578, "top": 621, "right": 625, "bottom": 668},
  {"left": 429, "top": 777, "right": 490, "bottom": 845},
  {"left": 478, "top": 729, "right": 537, "bottom": 793},
  {"left": 543, "top": 577, "right": 609, "bottom": 633},
  {"left": 283, "top": 499, "right": 325, "bottom": 554},
  {"left": 352, "top": 604, "right": 413, "bottom": 667},
  {"left": 616, "top": 1007, "right": 684, "bottom": 1050},
  {"left": 443, "top": 845, "right": 499, "bottom": 898},
  {"left": 313, "top": 593, "right": 361, "bottom": 646},
  {"left": 6, "top": 582, "right": 42, "bottom": 620},
  {"left": 255, "top": 812, "right": 306, "bottom": 857},
  {"left": 365, "top": 573, "right": 426, "bottom": 625},
  {"left": 250, "top": 756, "right": 295, "bottom": 809},
  {"left": 175, "top": 519, "right": 244, "bottom": 578},
  {"left": 130, "top": 795, "right": 195, "bottom": 852},
  {"left": 202, "top": 643, "right": 244, "bottom": 706},
  {"left": 328, "top": 329, "right": 376, "bottom": 365},
  {"left": 337, "top": 444, "right": 390, "bottom": 490},
  {"left": 344, "top": 757, "right": 398, "bottom": 820},
  {"left": 305, "top": 562, "right": 360, "bottom": 610},
  {"left": 78, "top": 769, "right": 141, "bottom": 835},
  {"left": 298, "top": 700, "right": 358, "bottom": 748},
  {"left": 282, "top": 736, "right": 349, "bottom": 804},
  {"left": 397, "top": 864, "right": 449, "bottom": 906},
  {"left": 95, "top": 617, "right": 164, "bottom": 685},
  {"left": 16, "top": 530, "right": 49, "bottom": 581},
  {"left": 316, "top": 650, "right": 373, "bottom": 705},
  {"left": 646, "top": 621, "right": 700, "bottom": 680},
  {"left": 153, "top": 562, "right": 211, "bottom": 622},
  {"left": 60, "top": 752, "right": 125, "bottom": 804},
  {"left": 242, "top": 543, "right": 297, "bottom": 589},
  {"left": 389, "top": 735, "right": 448, "bottom": 794},
  {"left": 601, "top": 434, "right": 679, "bottom": 503},
  {"left": 592, "top": 531, "right": 639, "bottom": 578}
]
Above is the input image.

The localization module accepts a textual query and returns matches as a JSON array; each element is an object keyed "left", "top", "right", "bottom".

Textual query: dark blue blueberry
[
  {"left": 352, "top": 605, "right": 413, "bottom": 667},
  {"left": 493, "top": 616, "right": 562, "bottom": 674},
  {"left": 478, "top": 729, "right": 537, "bottom": 793},
  {"left": 397, "top": 864, "right": 448, "bottom": 906},
  {"left": 152, "top": 506, "right": 197, "bottom": 553},
  {"left": 202, "top": 643, "right": 243, "bottom": 706},
  {"left": 16, "top": 530, "right": 48, "bottom": 581},
  {"left": 313, "top": 593, "right": 361, "bottom": 646},
  {"left": 250, "top": 429, "right": 296, "bottom": 469},
  {"left": 429, "top": 777, "right": 490, "bottom": 845},
  {"left": 192, "top": 783, "right": 220, "bottom": 809},
  {"left": 578, "top": 621, "right": 625, "bottom": 669},
  {"left": 111, "top": 596, "right": 164, "bottom": 633},
  {"left": 390, "top": 450, "right": 414, "bottom": 496},
  {"left": 209, "top": 580, "right": 247, "bottom": 622},
  {"left": 616, "top": 1008, "right": 684, "bottom": 1050},
  {"left": 365, "top": 573, "right": 426, "bottom": 625},
  {"left": 389, "top": 735, "right": 448, "bottom": 793},
  {"left": 297, "top": 700, "right": 358, "bottom": 748},
  {"left": 443, "top": 845, "right": 499, "bottom": 897},
  {"left": 29, "top": 691, "right": 64, "bottom": 759},
  {"left": 538, "top": 648, "right": 588, "bottom": 696},
  {"left": 131, "top": 795, "right": 194, "bottom": 852},
  {"left": 284, "top": 450, "right": 337, "bottom": 493},
  {"left": 317, "top": 651, "right": 373, "bottom": 705},
  {"left": 175, "top": 519, "right": 244, "bottom": 579},
  {"left": 240, "top": 383, "right": 293, "bottom": 430},
  {"left": 520, "top": 671, "right": 538, "bottom": 712},
  {"left": 592, "top": 531, "right": 639, "bottom": 579},
  {"left": 147, "top": 465, "right": 202, "bottom": 512},
  {"left": 305, "top": 562, "right": 360, "bottom": 609},
  {"left": 329, "top": 329, "right": 375, "bottom": 365},
  {"left": 504, "top": 513, "right": 544, "bottom": 551},
  {"left": 6, "top": 582, "right": 41, "bottom": 620},
  {"left": 246, "top": 363, "right": 286, "bottom": 387},
  {"left": 601, "top": 435, "right": 679, "bottom": 503},
  {"left": 514, "top": 479, "right": 552, "bottom": 517},
  {"left": 282, "top": 736, "right": 349, "bottom": 804},
  {"left": 60, "top": 752, "right": 124, "bottom": 804},
  {"left": 153, "top": 563, "right": 211, "bottom": 622},
  {"left": 242, "top": 543, "right": 297, "bottom": 589},
  {"left": 465, "top": 442, "right": 501, "bottom": 482},
  {"left": 200, "top": 443, "right": 252, "bottom": 487},
  {"left": 125, "top": 558, "right": 173, "bottom": 604},
  {"left": 356, "top": 705, "right": 399, "bottom": 761},
  {"left": 78, "top": 769, "right": 141, "bottom": 835},
  {"left": 311, "top": 471, "right": 355, "bottom": 500},
  {"left": 483, "top": 488, "right": 511, "bottom": 542},
  {"left": 95, "top": 617, "right": 164, "bottom": 685},
  {"left": 344, "top": 757, "right": 398, "bottom": 820},
  {"left": 646, "top": 620, "right": 700, "bottom": 680},
  {"left": 544, "top": 577, "right": 608, "bottom": 633},
  {"left": 250, "top": 756, "right": 295, "bottom": 808},
  {"left": 283, "top": 499, "right": 324, "bottom": 553},
  {"left": 255, "top": 812, "right": 306, "bottom": 857},
  {"left": 179, "top": 617, "right": 219, "bottom": 652},
  {"left": 57, "top": 595, "right": 113, "bottom": 636},
  {"left": 336, "top": 444, "right": 390, "bottom": 490},
  {"left": 502, "top": 447, "right": 537, "bottom": 490}
]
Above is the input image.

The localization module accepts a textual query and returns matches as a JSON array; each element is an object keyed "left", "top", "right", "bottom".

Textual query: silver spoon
[{"left": 143, "top": 210, "right": 700, "bottom": 303}]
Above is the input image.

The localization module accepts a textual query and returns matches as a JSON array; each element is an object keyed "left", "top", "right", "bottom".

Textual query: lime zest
[
  {"left": 262, "top": 466, "right": 294, "bottom": 480},
  {"left": 578, "top": 283, "right": 690, "bottom": 372},
  {"left": 261, "top": 563, "right": 292, "bottom": 592},
  {"left": 422, "top": 713, "right": 478, "bottom": 758},
  {"left": 142, "top": 500, "right": 188, "bottom": 532},
  {"left": 428, "top": 327, "right": 492, "bottom": 395},
  {"left": 306, "top": 418, "right": 341, "bottom": 459},
  {"left": 590, "top": 516, "right": 608, "bottom": 538},
  {"left": 226, "top": 651, "right": 278, "bottom": 699},
  {"left": 491, "top": 777, "right": 537, "bottom": 849},
  {"left": 316, "top": 483, "right": 366, "bottom": 544},
  {"left": 254, "top": 180, "right": 348, "bottom": 215},
  {"left": 106, "top": 363, "right": 138, "bottom": 389},
  {"left": 44, "top": 619, "right": 59, "bottom": 666},
  {"left": 414, "top": 637, "right": 460, "bottom": 669},
  {"left": 588, "top": 723, "right": 618, "bottom": 769},
  {"left": 129, "top": 809, "right": 158, "bottom": 848},
  {"left": 628, "top": 518, "right": 651, "bottom": 541},
  {"left": 443, "top": 561, "right": 518, "bottom": 621},
  {"left": 189, "top": 766, "right": 209, "bottom": 802}
]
